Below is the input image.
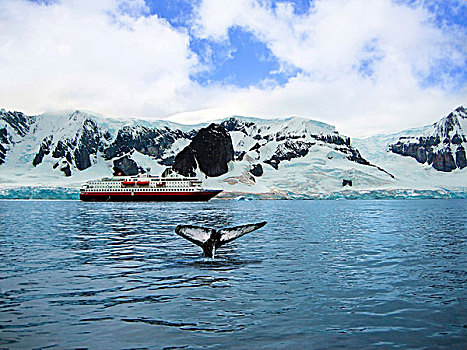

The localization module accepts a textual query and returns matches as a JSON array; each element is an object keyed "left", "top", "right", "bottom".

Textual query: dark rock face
[
  {"left": 234, "top": 151, "right": 246, "bottom": 161},
  {"left": 0, "top": 110, "right": 36, "bottom": 165},
  {"left": 173, "top": 146, "right": 197, "bottom": 177},
  {"left": 52, "top": 140, "right": 70, "bottom": 159},
  {"left": 0, "top": 110, "right": 35, "bottom": 137},
  {"left": 173, "top": 123, "right": 234, "bottom": 177},
  {"left": 342, "top": 179, "right": 353, "bottom": 187},
  {"left": 61, "top": 163, "right": 72, "bottom": 177},
  {"left": 315, "top": 133, "right": 350, "bottom": 146},
  {"left": 249, "top": 142, "right": 261, "bottom": 152},
  {"left": 391, "top": 139, "right": 464, "bottom": 172},
  {"left": 264, "top": 140, "right": 313, "bottom": 170},
  {"left": 389, "top": 106, "right": 466, "bottom": 172},
  {"left": 73, "top": 119, "right": 101, "bottom": 170},
  {"left": 250, "top": 163, "right": 263, "bottom": 177},
  {"left": 431, "top": 149, "right": 457, "bottom": 172},
  {"left": 0, "top": 128, "right": 8, "bottom": 145},
  {"left": 0, "top": 130, "right": 7, "bottom": 164},
  {"left": 455, "top": 145, "right": 467, "bottom": 169},
  {"left": 46, "top": 117, "right": 103, "bottom": 171},
  {"left": 0, "top": 143, "right": 6, "bottom": 164},
  {"left": 221, "top": 118, "right": 255, "bottom": 134},
  {"left": 159, "top": 156, "right": 175, "bottom": 166},
  {"left": 345, "top": 147, "right": 371, "bottom": 166},
  {"left": 345, "top": 145, "right": 394, "bottom": 178},
  {"left": 104, "top": 125, "right": 186, "bottom": 161},
  {"left": 113, "top": 156, "right": 141, "bottom": 176},
  {"left": 33, "top": 136, "right": 53, "bottom": 166}
]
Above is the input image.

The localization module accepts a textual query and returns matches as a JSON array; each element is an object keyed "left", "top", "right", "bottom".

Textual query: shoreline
[{"left": 1, "top": 186, "right": 466, "bottom": 200}]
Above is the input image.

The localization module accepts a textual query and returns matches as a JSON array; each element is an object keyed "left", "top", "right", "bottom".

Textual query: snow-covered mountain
[
  {"left": 0, "top": 106, "right": 466, "bottom": 198},
  {"left": 388, "top": 106, "right": 466, "bottom": 172},
  {"left": 353, "top": 106, "right": 466, "bottom": 194}
]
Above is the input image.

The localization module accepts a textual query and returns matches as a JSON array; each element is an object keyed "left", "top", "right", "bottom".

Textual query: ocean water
[{"left": 0, "top": 199, "right": 466, "bottom": 349}]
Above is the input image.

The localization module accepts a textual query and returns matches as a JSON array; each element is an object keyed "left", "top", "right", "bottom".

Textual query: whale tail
[{"left": 175, "top": 221, "right": 267, "bottom": 258}]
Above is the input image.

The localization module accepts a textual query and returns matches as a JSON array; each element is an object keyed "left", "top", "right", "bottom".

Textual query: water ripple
[{"left": 0, "top": 199, "right": 466, "bottom": 348}]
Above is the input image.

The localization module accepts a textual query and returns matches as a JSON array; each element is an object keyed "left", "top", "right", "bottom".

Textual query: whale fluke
[{"left": 175, "top": 221, "right": 267, "bottom": 258}]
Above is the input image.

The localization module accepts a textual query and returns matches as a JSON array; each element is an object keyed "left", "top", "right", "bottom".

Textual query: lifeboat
[
  {"left": 137, "top": 180, "right": 150, "bottom": 186},
  {"left": 122, "top": 181, "right": 135, "bottom": 186},
  {"left": 156, "top": 182, "right": 166, "bottom": 186}
]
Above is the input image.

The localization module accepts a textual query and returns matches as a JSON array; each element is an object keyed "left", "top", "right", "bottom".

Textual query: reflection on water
[{"left": 0, "top": 199, "right": 466, "bottom": 348}]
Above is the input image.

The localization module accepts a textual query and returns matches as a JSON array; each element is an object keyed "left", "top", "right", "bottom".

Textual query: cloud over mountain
[{"left": 0, "top": 0, "right": 465, "bottom": 136}]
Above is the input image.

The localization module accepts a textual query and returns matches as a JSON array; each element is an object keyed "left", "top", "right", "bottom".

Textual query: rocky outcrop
[
  {"left": 250, "top": 163, "right": 263, "bottom": 177},
  {"left": 455, "top": 145, "right": 467, "bottom": 169},
  {"left": 0, "top": 110, "right": 36, "bottom": 165},
  {"left": 264, "top": 140, "right": 313, "bottom": 170},
  {"left": 431, "top": 149, "right": 457, "bottom": 172},
  {"left": 33, "top": 136, "right": 53, "bottom": 166},
  {"left": 389, "top": 106, "right": 466, "bottom": 172},
  {"left": 173, "top": 123, "right": 234, "bottom": 177},
  {"left": 315, "top": 133, "right": 350, "bottom": 146},
  {"left": 0, "top": 110, "right": 35, "bottom": 138},
  {"left": 390, "top": 138, "right": 464, "bottom": 172},
  {"left": 46, "top": 117, "right": 104, "bottom": 171},
  {"left": 173, "top": 146, "right": 197, "bottom": 177},
  {"left": 60, "top": 162, "right": 72, "bottom": 177},
  {"left": 104, "top": 125, "right": 187, "bottom": 160},
  {"left": 345, "top": 147, "right": 371, "bottom": 166},
  {"left": 73, "top": 119, "right": 101, "bottom": 170},
  {"left": 0, "top": 130, "right": 8, "bottom": 164},
  {"left": 234, "top": 151, "right": 246, "bottom": 161},
  {"left": 221, "top": 117, "right": 255, "bottom": 134},
  {"left": 249, "top": 142, "right": 262, "bottom": 152},
  {"left": 113, "top": 155, "right": 142, "bottom": 176}
]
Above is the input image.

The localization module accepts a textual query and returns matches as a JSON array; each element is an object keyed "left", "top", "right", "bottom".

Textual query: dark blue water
[{"left": 0, "top": 199, "right": 466, "bottom": 349}]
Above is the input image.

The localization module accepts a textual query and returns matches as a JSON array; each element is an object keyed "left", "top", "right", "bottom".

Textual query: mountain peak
[
  {"left": 433, "top": 105, "right": 466, "bottom": 139},
  {"left": 389, "top": 105, "right": 467, "bottom": 172},
  {"left": 453, "top": 105, "right": 466, "bottom": 117}
]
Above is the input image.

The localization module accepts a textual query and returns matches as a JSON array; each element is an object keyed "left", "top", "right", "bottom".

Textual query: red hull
[{"left": 79, "top": 190, "right": 222, "bottom": 202}]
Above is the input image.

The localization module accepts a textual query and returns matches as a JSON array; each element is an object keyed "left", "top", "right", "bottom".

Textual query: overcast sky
[{"left": 0, "top": 0, "right": 465, "bottom": 136}]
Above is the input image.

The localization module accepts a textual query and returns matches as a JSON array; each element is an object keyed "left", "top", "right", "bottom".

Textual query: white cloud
[
  {"left": 195, "top": 0, "right": 463, "bottom": 81},
  {"left": 0, "top": 0, "right": 198, "bottom": 117},
  {"left": 0, "top": 0, "right": 465, "bottom": 137},
  {"left": 192, "top": 0, "right": 466, "bottom": 135}
]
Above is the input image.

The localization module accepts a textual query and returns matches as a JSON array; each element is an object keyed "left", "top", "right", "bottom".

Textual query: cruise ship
[{"left": 79, "top": 170, "right": 222, "bottom": 202}]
